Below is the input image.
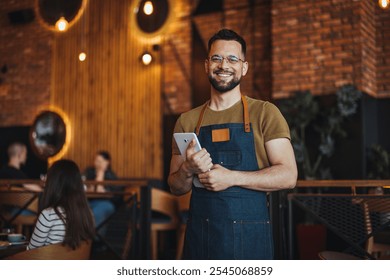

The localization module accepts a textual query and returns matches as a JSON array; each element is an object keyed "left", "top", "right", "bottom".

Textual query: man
[
  {"left": 168, "top": 29, "right": 297, "bottom": 260},
  {"left": 0, "top": 142, "right": 42, "bottom": 192}
]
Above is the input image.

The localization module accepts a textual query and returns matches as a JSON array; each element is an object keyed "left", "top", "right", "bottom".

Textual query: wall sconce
[
  {"left": 140, "top": 44, "right": 160, "bottom": 66},
  {"left": 143, "top": 1, "right": 154, "bottom": 15},
  {"left": 379, "top": 0, "right": 390, "bottom": 9},
  {"left": 141, "top": 52, "right": 152, "bottom": 65},
  {"left": 78, "top": 52, "right": 87, "bottom": 62},
  {"left": 55, "top": 16, "right": 68, "bottom": 31}
]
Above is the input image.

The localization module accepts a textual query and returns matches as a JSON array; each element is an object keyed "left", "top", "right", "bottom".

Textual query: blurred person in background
[
  {"left": 0, "top": 142, "right": 42, "bottom": 192},
  {"left": 84, "top": 151, "right": 118, "bottom": 233}
]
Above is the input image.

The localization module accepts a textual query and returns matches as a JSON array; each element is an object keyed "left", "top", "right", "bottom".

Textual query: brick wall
[
  {"left": 272, "top": 0, "right": 390, "bottom": 99},
  {"left": 361, "top": 0, "right": 377, "bottom": 96},
  {"left": 376, "top": 3, "right": 390, "bottom": 96},
  {"left": 272, "top": 0, "right": 363, "bottom": 98},
  {"left": 162, "top": 0, "right": 192, "bottom": 114},
  {"left": 0, "top": 0, "right": 52, "bottom": 126}
]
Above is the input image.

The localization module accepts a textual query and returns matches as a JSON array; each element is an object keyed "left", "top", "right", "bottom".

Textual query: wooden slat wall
[{"left": 50, "top": 0, "right": 162, "bottom": 178}]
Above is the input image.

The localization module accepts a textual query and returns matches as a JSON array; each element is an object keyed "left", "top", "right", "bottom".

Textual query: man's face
[{"left": 205, "top": 40, "right": 248, "bottom": 93}]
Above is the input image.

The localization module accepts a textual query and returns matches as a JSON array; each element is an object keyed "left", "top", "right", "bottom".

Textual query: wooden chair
[
  {"left": 361, "top": 198, "right": 390, "bottom": 258},
  {"left": 176, "top": 191, "right": 191, "bottom": 260},
  {"left": 0, "top": 186, "right": 39, "bottom": 235},
  {"left": 123, "top": 186, "right": 179, "bottom": 259},
  {"left": 318, "top": 251, "right": 361, "bottom": 260},
  {"left": 150, "top": 188, "right": 179, "bottom": 260},
  {"left": 6, "top": 241, "right": 92, "bottom": 260}
]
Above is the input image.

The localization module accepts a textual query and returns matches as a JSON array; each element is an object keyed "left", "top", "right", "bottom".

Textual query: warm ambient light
[
  {"left": 143, "top": 1, "right": 154, "bottom": 15},
  {"left": 141, "top": 52, "right": 152, "bottom": 65},
  {"left": 55, "top": 16, "right": 69, "bottom": 32},
  {"left": 379, "top": 0, "right": 390, "bottom": 9},
  {"left": 78, "top": 52, "right": 86, "bottom": 62}
]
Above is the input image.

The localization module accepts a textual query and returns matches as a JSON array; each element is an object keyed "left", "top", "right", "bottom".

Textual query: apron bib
[{"left": 183, "top": 96, "right": 273, "bottom": 260}]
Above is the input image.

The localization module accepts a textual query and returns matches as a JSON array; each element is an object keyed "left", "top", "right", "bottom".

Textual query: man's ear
[
  {"left": 242, "top": 61, "right": 249, "bottom": 76},
  {"left": 204, "top": 59, "right": 209, "bottom": 74}
]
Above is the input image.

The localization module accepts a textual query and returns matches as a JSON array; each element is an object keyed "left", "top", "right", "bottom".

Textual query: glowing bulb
[
  {"left": 142, "top": 53, "right": 152, "bottom": 65},
  {"left": 143, "top": 1, "right": 154, "bottom": 15},
  {"left": 55, "top": 16, "right": 68, "bottom": 32},
  {"left": 379, "top": 0, "right": 390, "bottom": 9},
  {"left": 79, "top": 52, "right": 86, "bottom": 62}
]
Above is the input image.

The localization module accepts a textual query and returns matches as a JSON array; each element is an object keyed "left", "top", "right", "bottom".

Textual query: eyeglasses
[{"left": 208, "top": 55, "right": 245, "bottom": 65}]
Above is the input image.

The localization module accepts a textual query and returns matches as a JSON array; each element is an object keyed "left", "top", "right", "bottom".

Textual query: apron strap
[
  {"left": 195, "top": 102, "right": 208, "bottom": 136},
  {"left": 242, "top": 95, "right": 251, "bottom": 133},
  {"left": 195, "top": 95, "right": 251, "bottom": 135}
]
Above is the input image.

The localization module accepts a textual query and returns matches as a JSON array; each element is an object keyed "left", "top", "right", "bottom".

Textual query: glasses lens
[
  {"left": 227, "top": 56, "right": 240, "bottom": 64},
  {"left": 210, "top": 55, "right": 223, "bottom": 63}
]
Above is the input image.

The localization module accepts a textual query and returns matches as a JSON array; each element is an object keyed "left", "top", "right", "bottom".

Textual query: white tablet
[
  {"left": 173, "top": 133, "right": 202, "bottom": 156},
  {"left": 173, "top": 133, "right": 205, "bottom": 188}
]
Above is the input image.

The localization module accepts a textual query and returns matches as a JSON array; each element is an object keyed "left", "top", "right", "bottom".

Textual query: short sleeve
[
  {"left": 262, "top": 102, "right": 291, "bottom": 143},
  {"left": 171, "top": 116, "right": 185, "bottom": 155}
]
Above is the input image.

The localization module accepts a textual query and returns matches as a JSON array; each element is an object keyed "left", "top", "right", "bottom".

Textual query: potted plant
[
  {"left": 278, "top": 84, "right": 362, "bottom": 180},
  {"left": 278, "top": 84, "right": 362, "bottom": 259}
]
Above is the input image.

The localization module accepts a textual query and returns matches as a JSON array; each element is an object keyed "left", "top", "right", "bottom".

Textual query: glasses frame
[{"left": 207, "top": 55, "right": 246, "bottom": 65}]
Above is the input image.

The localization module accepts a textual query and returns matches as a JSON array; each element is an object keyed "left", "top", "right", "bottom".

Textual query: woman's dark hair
[
  {"left": 208, "top": 29, "right": 247, "bottom": 58},
  {"left": 40, "top": 159, "right": 95, "bottom": 249},
  {"left": 97, "top": 150, "right": 111, "bottom": 161}
]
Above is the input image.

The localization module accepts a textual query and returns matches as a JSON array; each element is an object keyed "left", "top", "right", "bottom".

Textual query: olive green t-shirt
[{"left": 172, "top": 96, "right": 291, "bottom": 169}]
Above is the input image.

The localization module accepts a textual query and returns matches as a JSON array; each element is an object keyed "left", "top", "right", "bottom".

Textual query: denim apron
[{"left": 183, "top": 96, "right": 273, "bottom": 260}]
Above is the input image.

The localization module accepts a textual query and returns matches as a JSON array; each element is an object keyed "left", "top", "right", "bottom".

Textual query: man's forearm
[
  {"left": 231, "top": 164, "right": 297, "bottom": 192},
  {"left": 24, "top": 183, "right": 42, "bottom": 192},
  {"left": 168, "top": 162, "right": 193, "bottom": 195}
]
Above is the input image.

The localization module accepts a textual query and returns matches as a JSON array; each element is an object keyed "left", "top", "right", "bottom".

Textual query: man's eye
[
  {"left": 211, "top": 56, "right": 222, "bottom": 62},
  {"left": 227, "top": 56, "right": 239, "bottom": 63}
]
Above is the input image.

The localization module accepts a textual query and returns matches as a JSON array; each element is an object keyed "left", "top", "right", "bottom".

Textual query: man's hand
[
  {"left": 168, "top": 139, "right": 213, "bottom": 195},
  {"left": 183, "top": 139, "right": 213, "bottom": 175},
  {"left": 198, "top": 164, "right": 233, "bottom": 192}
]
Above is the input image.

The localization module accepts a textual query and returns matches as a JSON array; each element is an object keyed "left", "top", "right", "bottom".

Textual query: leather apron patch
[{"left": 212, "top": 128, "right": 230, "bottom": 142}]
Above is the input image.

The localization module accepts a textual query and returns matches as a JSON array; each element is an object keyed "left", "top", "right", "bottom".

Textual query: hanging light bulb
[
  {"left": 141, "top": 52, "right": 152, "bottom": 65},
  {"left": 78, "top": 52, "right": 87, "bottom": 62},
  {"left": 143, "top": 1, "right": 154, "bottom": 15},
  {"left": 379, "top": 0, "right": 390, "bottom": 9},
  {"left": 55, "top": 16, "right": 69, "bottom": 32}
]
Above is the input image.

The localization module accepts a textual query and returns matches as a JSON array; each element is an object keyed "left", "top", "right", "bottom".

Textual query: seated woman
[
  {"left": 28, "top": 160, "right": 95, "bottom": 250},
  {"left": 84, "top": 151, "right": 120, "bottom": 235}
]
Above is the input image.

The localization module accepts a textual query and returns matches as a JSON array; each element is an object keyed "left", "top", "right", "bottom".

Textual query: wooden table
[{"left": 0, "top": 243, "right": 27, "bottom": 259}]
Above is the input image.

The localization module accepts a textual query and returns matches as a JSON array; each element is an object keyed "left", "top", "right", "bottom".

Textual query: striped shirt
[{"left": 27, "top": 207, "right": 66, "bottom": 250}]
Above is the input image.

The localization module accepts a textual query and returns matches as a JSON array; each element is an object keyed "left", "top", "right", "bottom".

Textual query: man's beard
[{"left": 208, "top": 71, "right": 241, "bottom": 93}]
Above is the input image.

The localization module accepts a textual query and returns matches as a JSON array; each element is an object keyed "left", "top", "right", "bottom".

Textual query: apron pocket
[
  {"left": 233, "top": 220, "right": 273, "bottom": 260},
  {"left": 183, "top": 217, "right": 209, "bottom": 259},
  {"left": 216, "top": 151, "right": 242, "bottom": 168}
]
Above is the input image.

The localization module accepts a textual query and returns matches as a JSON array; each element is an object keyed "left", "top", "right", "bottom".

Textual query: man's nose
[{"left": 220, "top": 58, "right": 229, "bottom": 68}]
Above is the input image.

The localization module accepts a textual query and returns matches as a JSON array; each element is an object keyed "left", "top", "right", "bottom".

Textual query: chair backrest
[
  {"left": 124, "top": 186, "right": 179, "bottom": 221},
  {"left": 151, "top": 188, "right": 179, "bottom": 224},
  {"left": 6, "top": 241, "right": 92, "bottom": 260},
  {"left": 361, "top": 198, "right": 390, "bottom": 254},
  {"left": 318, "top": 250, "right": 361, "bottom": 260},
  {"left": 177, "top": 191, "right": 191, "bottom": 213},
  {"left": 0, "top": 186, "right": 39, "bottom": 213}
]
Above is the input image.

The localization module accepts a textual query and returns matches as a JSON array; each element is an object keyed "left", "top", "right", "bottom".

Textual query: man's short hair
[
  {"left": 7, "top": 142, "right": 26, "bottom": 158},
  {"left": 208, "top": 29, "right": 247, "bottom": 58}
]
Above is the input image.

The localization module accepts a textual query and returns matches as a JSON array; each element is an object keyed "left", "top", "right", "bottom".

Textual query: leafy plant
[
  {"left": 278, "top": 85, "right": 362, "bottom": 179},
  {"left": 367, "top": 145, "right": 390, "bottom": 179}
]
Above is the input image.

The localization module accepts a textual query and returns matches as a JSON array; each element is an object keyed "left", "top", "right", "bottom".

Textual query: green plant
[
  {"left": 278, "top": 85, "right": 362, "bottom": 179},
  {"left": 367, "top": 145, "right": 390, "bottom": 179}
]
